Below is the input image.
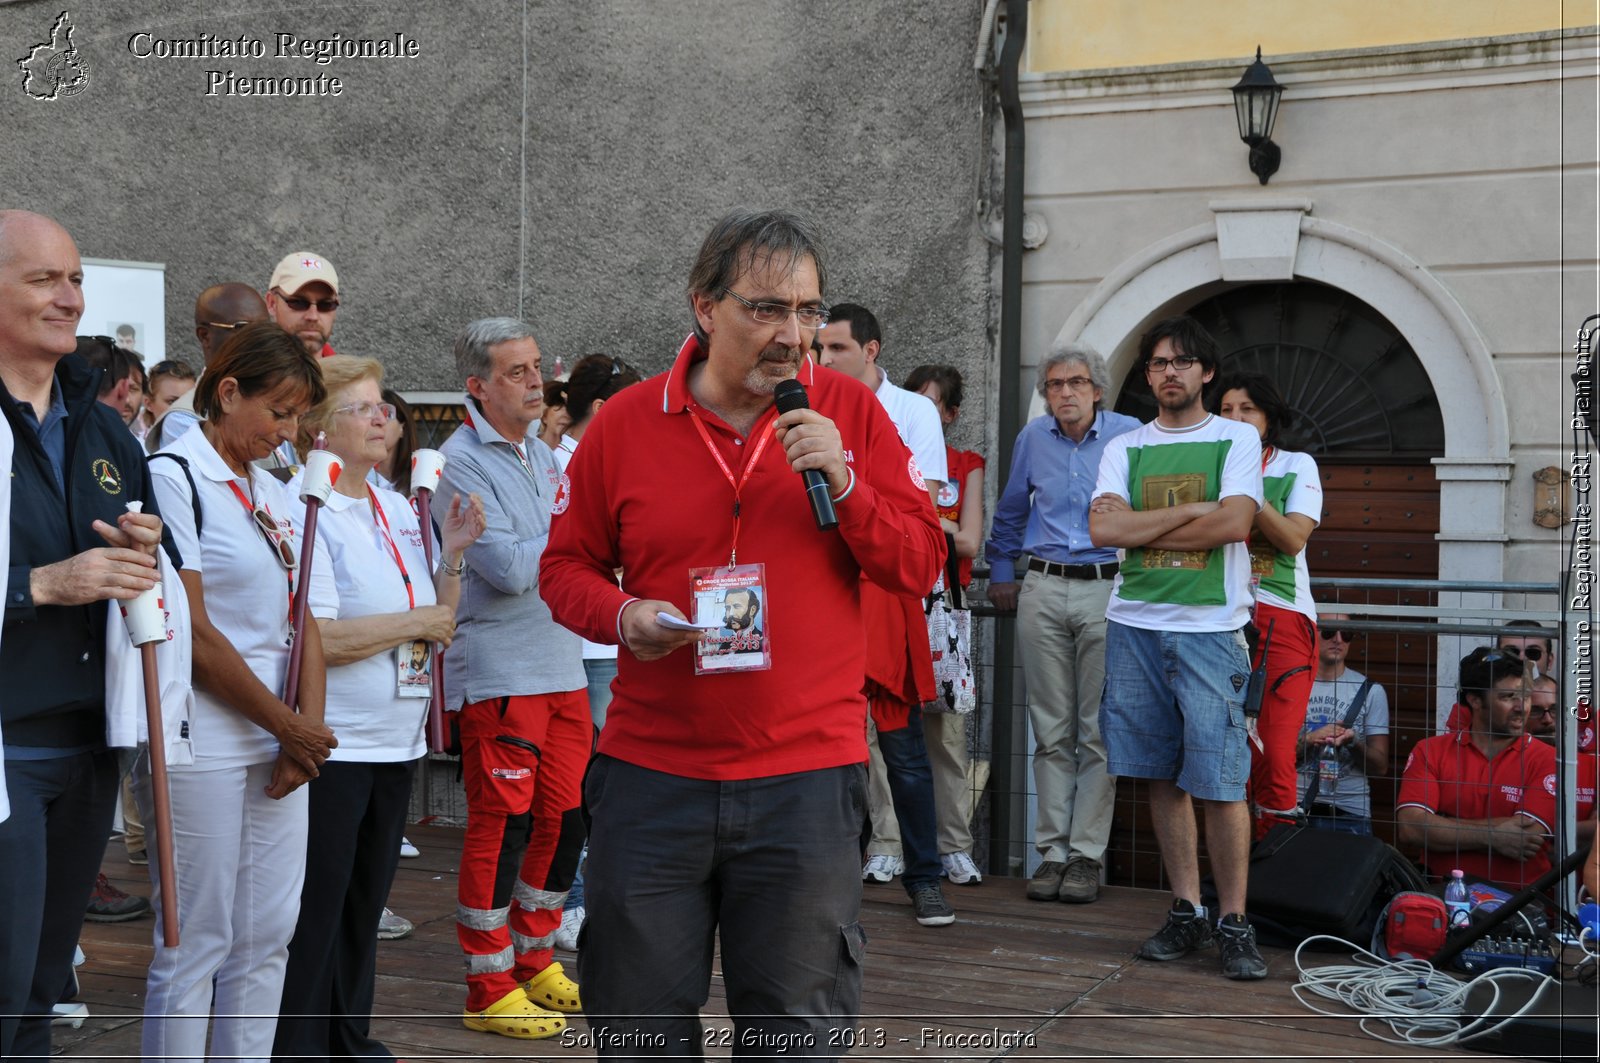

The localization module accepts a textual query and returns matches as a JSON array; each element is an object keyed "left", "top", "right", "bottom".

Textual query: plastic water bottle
[
  {"left": 1317, "top": 742, "right": 1340, "bottom": 790},
  {"left": 1444, "top": 869, "right": 1471, "bottom": 929}
]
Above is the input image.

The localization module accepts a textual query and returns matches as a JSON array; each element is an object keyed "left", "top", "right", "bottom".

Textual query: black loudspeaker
[
  {"left": 1204, "top": 824, "right": 1428, "bottom": 947},
  {"left": 1462, "top": 978, "right": 1598, "bottom": 1061}
]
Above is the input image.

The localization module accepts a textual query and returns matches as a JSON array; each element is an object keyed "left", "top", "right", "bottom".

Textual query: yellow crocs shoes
[
  {"left": 462, "top": 986, "right": 566, "bottom": 1039},
  {"left": 521, "top": 960, "right": 582, "bottom": 1013}
]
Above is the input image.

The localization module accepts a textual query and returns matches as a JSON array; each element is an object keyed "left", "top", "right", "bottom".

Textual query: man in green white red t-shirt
[{"left": 1088, "top": 315, "right": 1267, "bottom": 980}]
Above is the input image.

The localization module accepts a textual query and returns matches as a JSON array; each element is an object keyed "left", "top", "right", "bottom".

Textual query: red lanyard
[
  {"left": 225, "top": 479, "right": 294, "bottom": 617},
  {"left": 367, "top": 486, "right": 416, "bottom": 609},
  {"left": 686, "top": 405, "right": 778, "bottom": 568}
]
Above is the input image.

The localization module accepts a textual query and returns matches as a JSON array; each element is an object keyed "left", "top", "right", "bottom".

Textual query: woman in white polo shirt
[
  {"left": 144, "top": 323, "right": 335, "bottom": 1063},
  {"left": 273, "top": 356, "right": 485, "bottom": 1063}
]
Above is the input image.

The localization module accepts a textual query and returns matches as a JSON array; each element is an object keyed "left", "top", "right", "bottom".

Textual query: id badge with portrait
[
  {"left": 690, "top": 563, "right": 772, "bottom": 674},
  {"left": 396, "top": 641, "right": 433, "bottom": 698}
]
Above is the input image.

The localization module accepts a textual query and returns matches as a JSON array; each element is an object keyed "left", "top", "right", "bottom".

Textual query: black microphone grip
[{"left": 773, "top": 379, "right": 839, "bottom": 531}]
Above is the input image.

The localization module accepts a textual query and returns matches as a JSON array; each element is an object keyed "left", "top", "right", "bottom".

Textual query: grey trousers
[
  {"left": 579, "top": 756, "right": 867, "bottom": 1060},
  {"left": 1016, "top": 571, "right": 1117, "bottom": 863}
]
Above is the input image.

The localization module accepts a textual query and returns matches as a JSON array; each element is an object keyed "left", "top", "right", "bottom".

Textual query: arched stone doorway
[
  {"left": 1104, "top": 282, "right": 1443, "bottom": 876},
  {"left": 1038, "top": 206, "right": 1508, "bottom": 883},
  {"left": 1048, "top": 204, "right": 1510, "bottom": 582}
]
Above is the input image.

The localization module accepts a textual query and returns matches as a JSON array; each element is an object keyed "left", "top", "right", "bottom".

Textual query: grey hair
[
  {"left": 1036, "top": 341, "right": 1110, "bottom": 409},
  {"left": 454, "top": 317, "right": 538, "bottom": 384},
  {"left": 686, "top": 210, "right": 827, "bottom": 341}
]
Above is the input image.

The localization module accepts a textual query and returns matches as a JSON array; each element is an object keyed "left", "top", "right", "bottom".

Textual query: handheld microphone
[{"left": 773, "top": 379, "right": 839, "bottom": 531}]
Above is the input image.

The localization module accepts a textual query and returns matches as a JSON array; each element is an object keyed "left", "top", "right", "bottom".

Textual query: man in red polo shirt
[
  {"left": 1397, "top": 647, "right": 1556, "bottom": 889},
  {"left": 541, "top": 209, "right": 944, "bottom": 1056}
]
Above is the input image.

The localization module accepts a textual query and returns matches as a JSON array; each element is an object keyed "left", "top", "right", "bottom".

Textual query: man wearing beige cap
[{"left": 267, "top": 252, "right": 340, "bottom": 359}]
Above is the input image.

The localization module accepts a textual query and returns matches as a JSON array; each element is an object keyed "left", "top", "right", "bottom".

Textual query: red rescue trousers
[
  {"left": 1248, "top": 603, "right": 1317, "bottom": 839},
  {"left": 455, "top": 689, "right": 591, "bottom": 1011}
]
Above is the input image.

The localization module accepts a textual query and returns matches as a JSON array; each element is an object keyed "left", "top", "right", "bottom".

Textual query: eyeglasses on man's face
[
  {"left": 205, "top": 320, "right": 256, "bottom": 332},
  {"left": 273, "top": 289, "right": 340, "bottom": 314},
  {"left": 1145, "top": 355, "right": 1198, "bottom": 374},
  {"left": 1044, "top": 376, "right": 1095, "bottom": 393},
  {"left": 721, "top": 289, "right": 830, "bottom": 329},
  {"left": 1319, "top": 627, "right": 1356, "bottom": 642}
]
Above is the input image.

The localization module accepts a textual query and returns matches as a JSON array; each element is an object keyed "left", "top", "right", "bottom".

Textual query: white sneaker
[
  {"left": 554, "top": 905, "right": 585, "bottom": 951},
  {"left": 399, "top": 836, "right": 421, "bottom": 859},
  {"left": 51, "top": 1001, "right": 88, "bottom": 1028},
  {"left": 862, "top": 854, "right": 905, "bottom": 883},
  {"left": 377, "top": 907, "right": 414, "bottom": 940},
  {"left": 940, "top": 851, "right": 983, "bottom": 885}
]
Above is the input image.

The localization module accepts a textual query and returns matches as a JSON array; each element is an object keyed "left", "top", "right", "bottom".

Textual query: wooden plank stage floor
[{"left": 58, "top": 823, "right": 1532, "bottom": 1061}]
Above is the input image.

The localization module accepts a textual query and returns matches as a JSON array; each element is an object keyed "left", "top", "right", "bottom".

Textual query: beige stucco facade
[{"left": 1013, "top": 13, "right": 1596, "bottom": 590}]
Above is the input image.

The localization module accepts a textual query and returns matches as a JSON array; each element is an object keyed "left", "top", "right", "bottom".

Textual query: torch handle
[
  {"left": 417, "top": 488, "right": 449, "bottom": 754},
  {"left": 140, "top": 644, "right": 180, "bottom": 947},
  {"left": 282, "top": 499, "right": 323, "bottom": 711}
]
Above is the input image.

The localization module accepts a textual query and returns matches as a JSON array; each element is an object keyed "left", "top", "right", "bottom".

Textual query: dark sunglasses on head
[
  {"left": 273, "top": 289, "right": 340, "bottom": 314},
  {"left": 1501, "top": 643, "right": 1544, "bottom": 662},
  {"left": 1320, "top": 627, "right": 1356, "bottom": 642},
  {"left": 1470, "top": 648, "right": 1516, "bottom": 666}
]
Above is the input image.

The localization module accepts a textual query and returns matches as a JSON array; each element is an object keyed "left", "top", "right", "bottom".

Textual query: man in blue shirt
[{"left": 985, "top": 343, "right": 1139, "bottom": 904}]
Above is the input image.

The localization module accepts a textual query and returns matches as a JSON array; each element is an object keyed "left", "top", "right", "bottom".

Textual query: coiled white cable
[{"left": 1292, "top": 934, "right": 1555, "bottom": 1047}]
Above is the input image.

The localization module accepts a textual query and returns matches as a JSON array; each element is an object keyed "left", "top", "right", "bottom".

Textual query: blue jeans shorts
[{"left": 1100, "top": 621, "right": 1252, "bottom": 802}]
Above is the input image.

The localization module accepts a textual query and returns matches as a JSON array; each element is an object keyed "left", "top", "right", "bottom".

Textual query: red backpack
[{"left": 1375, "top": 891, "right": 1449, "bottom": 960}]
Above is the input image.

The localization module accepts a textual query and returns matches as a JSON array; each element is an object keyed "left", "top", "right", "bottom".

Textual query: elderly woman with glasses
[
  {"left": 143, "top": 322, "right": 336, "bottom": 1063},
  {"left": 273, "top": 356, "right": 485, "bottom": 1063}
]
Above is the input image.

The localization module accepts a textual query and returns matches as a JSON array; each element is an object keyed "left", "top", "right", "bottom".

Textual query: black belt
[{"left": 1028, "top": 558, "right": 1119, "bottom": 581}]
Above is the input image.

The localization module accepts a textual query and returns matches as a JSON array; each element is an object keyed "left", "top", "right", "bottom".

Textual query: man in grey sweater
[{"left": 439, "top": 317, "right": 589, "bottom": 1041}]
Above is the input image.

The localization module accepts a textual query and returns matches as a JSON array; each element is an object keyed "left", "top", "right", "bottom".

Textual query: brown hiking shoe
[
  {"left": 1026, "top": 859, "right": 1068, "bottom": 901},
  {"left": 1058, "top": 856, "right": 1102, "bottom": 903}
]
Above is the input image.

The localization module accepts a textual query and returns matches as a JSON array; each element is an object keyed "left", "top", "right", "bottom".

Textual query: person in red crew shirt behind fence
[
  {"left": 1397, "top": 646, "right": 1556, "bottom": 890},
  {"left": 540, "top": 209, "right": 945, "bottom": 1057}
]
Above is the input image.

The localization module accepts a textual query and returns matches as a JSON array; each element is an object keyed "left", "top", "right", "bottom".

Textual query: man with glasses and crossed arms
[
  {"left": 985, "top": 341, "right": 1138, "bottom": 904},
  {"left": 1088, "top": 315, "right": 1266, "bottom": 980},
  {"left": 1296, "top": 614, "right": 1390, "bottom": 834}
]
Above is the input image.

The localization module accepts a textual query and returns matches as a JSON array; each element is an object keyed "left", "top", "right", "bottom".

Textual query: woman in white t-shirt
[
  {"left": 144, "top": 323, "right": 335, "bottom": 1063},
  {"left": 1216, "top": 372, "right": 1324, "bottom": 841},
  {"left": 274, "top": 357, "right": 485, "bottom": 1062}
]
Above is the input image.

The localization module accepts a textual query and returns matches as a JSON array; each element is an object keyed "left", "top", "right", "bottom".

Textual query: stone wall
[{"left": 0, "top": 0, "right": 994, "bottom": 434}]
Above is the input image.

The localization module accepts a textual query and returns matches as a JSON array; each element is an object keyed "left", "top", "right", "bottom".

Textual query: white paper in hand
[{"left": 656, "top": 611, "right": 720, "bottom": 631}]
